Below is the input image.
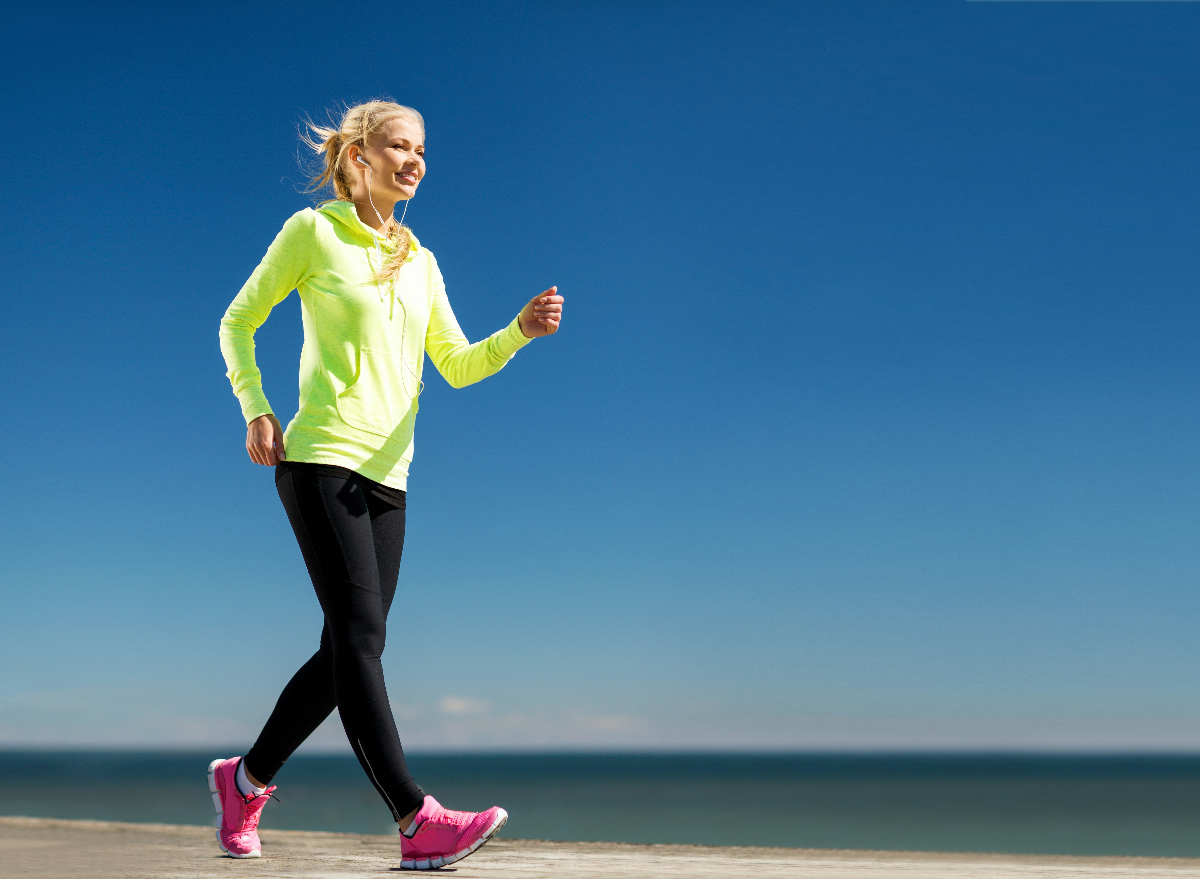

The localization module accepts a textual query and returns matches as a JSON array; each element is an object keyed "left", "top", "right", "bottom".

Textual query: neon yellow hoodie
[{"left": 219, "top": 200, "right": 530, "bottom": 489}]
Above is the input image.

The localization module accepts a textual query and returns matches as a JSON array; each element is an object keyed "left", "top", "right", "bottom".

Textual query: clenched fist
[{"left": 518, "top": 287, "right": 563, "bottom": 338}]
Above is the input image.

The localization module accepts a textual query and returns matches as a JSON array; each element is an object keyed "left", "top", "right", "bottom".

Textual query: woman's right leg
[
  {"left": 242, "top": 626, "right": 337, "bottom": 785},
  {"left": 242, "top": 464, "right": 424, "bottom": 821}
]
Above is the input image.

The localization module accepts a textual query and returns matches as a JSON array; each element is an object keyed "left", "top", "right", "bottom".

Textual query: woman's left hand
[{"left": 518, "top": 287, "right": 563, "bottom": 338}]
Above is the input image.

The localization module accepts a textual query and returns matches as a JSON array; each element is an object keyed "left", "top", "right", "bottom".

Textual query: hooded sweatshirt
[{"left": 219, "top": 200, "right": 530, "bottom": 490}]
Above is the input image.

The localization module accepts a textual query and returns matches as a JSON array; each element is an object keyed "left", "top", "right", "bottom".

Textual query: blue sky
[{"left": 2, "top": 0, "right": 1200, "bottom": 751}]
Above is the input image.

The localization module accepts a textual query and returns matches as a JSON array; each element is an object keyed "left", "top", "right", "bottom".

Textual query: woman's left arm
[{"left": 425, "top": 257, "right": 563, "bottom": 389}]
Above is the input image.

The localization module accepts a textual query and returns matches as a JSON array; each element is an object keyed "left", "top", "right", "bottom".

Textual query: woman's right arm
[{"left": 218, "top": 210, "right": 314, "bottom": 465}]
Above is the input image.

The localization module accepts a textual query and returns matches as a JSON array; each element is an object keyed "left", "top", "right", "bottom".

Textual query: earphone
[
  {"left": 356, "top": 152, "right": 413, "bottom": 274},
  {"left": 354, "top": 150, "right": 420, "bottom": 395},
  {"left": 356, "top": 152, "right": 413, "bottom": 230}
]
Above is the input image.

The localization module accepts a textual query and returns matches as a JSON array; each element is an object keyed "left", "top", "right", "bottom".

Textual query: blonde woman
[{"left": 212, "top": 100, "right": 562, "bottom": 870}]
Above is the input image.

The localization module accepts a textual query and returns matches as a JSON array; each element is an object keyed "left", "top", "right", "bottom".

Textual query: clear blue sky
[{"left": 2, "top": 0, "right": 1199, "bottom": 751}]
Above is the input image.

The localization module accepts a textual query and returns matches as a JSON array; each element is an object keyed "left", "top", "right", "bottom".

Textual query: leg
[
  {"left": 242, "top": 627, "right": 337, "bottom": 785},
  {"left": 244, "top": 471, "right": 410, "bottom": 788},
  {"left": 241, "top": 466, "right": 339, "bottom": 785},
  {"left": 250, "top": 464, "right": 423, "bottom": 819}
]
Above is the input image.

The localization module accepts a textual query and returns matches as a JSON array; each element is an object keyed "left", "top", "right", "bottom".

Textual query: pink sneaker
[
  {"left": 207, "top": 757, "right": 276, "bottom": 858},
  {"left": 399, "top": 795, "right": 508, "bottom": 870}
]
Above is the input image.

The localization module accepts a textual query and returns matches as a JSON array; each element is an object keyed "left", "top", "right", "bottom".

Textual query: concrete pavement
[{"left": 5, "top": 816, "right": 1200, "bottom": 878}]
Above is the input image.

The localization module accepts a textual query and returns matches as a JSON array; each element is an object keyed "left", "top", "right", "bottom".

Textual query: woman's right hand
[{"left": 247, "top": 414, "right": 286, "bottom": 466}]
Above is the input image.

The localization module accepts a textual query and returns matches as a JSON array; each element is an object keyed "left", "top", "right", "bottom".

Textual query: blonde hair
[{"left": 301, "top": 100, "right": 425, "bottom": 286}]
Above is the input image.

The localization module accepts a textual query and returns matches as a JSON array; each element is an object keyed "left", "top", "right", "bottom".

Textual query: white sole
[
  {"left": 208, "top": 758, "right": 261, "bottom": 858},
  {"left": 399, "top": 808, "right": 508, "bottom": 870}
]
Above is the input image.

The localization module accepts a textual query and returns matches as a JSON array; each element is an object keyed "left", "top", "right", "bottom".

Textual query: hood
[{"left": 317, "top": 200, "right": 420, "bottom": 258}]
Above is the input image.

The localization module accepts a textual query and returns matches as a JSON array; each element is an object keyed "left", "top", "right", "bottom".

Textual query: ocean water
[{"left": 3, "top": 751, "right": 1200, "bottom": 856}]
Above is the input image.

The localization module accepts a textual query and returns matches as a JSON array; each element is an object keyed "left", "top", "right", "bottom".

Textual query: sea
[{"left": 3, "top": 751, "right": 1200, "bottom": 857}]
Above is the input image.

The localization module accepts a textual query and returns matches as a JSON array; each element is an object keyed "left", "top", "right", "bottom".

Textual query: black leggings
[{"left": 242, "top": 462, "right": 425, "bottom": 820}]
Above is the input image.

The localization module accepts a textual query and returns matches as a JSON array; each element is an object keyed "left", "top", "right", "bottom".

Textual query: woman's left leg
[
  {"left": 209, "top": 466, "right": 424, "bottom": 859},
  {"left": 245, "top": 465, "right": 422, "bottom": 820}
]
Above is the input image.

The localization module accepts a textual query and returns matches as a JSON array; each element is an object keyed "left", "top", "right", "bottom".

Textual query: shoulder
[
  {"left": 284, "top": 207, "right": 319, "bottom": 234},
  {"left": 272, "top": 207, "right": 318, "bottom": 245},
  {"left": 261, "top": 208, "right": 318, "bottom": 264}
]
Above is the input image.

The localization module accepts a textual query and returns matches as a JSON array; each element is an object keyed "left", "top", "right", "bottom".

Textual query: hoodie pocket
[{"left": 334, "top": 347, "right": 417, "bottom": 439}]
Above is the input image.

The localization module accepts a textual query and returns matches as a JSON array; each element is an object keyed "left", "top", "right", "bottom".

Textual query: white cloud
[
  {"left": 11, "top": 685, "right": 1200, "bottom": 752},
  {"left": 438, "top": 696, "right": 492, "bottom": 715}
]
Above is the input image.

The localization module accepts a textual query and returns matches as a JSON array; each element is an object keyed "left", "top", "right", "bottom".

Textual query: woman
[{"left": 213, "top": 100, "right": 562, "bottom": 870}]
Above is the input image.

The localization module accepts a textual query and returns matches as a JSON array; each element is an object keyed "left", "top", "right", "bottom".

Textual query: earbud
[{"left": 356, "top": 155, "right": 369, "bottom": 167}]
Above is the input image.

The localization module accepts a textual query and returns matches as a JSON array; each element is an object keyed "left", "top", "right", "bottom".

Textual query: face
[{"left": 357, "top": 116, "right": 425, "bottom": 203}]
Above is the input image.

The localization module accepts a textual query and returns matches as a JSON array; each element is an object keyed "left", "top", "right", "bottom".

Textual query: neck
[{"left": 353, "top": 196, "right": 398, "bottom": 232}]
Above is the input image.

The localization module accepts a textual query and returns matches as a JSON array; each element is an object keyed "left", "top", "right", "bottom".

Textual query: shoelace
[
  {"left": 429, "top": 807, "right": 474, "bottom": 830},
  {"left": 239, "top": 789, "right": 281, "bottom": 833}
]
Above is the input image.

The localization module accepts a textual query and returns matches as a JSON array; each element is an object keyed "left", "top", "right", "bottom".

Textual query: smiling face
[{"left": 356, "top": 115, "right": 426, "bottom": 205}]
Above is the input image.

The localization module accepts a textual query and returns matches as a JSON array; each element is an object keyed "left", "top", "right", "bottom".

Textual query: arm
[
  {"left": 218, "top": 211, "right": 313, "bottom": 462},
  {"left": 425, "top": 256, "right": 562, "bottom": 388}
]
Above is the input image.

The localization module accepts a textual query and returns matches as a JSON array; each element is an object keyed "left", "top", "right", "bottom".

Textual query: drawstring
[
  {"left": 363, "top": 230, "right": 389, "bottom": 304},
  {"left": 362, "top": 237, "right": 423, "bottom": 399}
]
